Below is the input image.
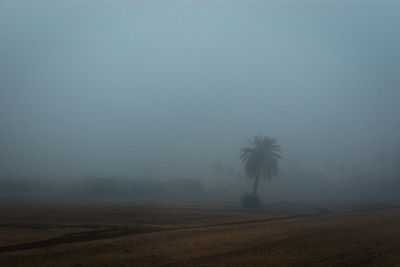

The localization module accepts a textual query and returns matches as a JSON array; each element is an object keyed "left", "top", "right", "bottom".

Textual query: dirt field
[{"left": 0, "top": 200, "right": 400, "bottom": 266}]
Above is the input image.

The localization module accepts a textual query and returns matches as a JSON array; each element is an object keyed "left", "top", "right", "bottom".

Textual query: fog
[{"left": 1, "top": 1, "right": 400, "bottom": 203}]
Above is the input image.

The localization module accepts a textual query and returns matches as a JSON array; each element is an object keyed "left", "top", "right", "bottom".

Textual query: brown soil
[{"left": 0, "top": 202, "right": 399, "bottom": 266}]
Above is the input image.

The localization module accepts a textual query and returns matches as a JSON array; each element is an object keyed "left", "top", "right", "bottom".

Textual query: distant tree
[
  {"left": 225, "top": 164, "right": 234, "bottom": 177},
  {"left": 240, "top": 134, "right": 282, "bottom": 197},
  {"left": 212, "top": 161, "right": 224, "bottom": 176}
]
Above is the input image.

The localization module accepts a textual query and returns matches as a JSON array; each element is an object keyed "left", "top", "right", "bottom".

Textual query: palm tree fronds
[{"left": 240, "top": 134, "right": 282, "bottom": 185}]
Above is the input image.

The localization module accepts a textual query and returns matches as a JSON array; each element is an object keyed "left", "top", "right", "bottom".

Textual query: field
[{"left": 1, "top": 200, "right": 400, "bottom": 266}]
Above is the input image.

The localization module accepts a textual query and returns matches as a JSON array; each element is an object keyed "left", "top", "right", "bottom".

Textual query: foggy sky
[{"left": 1, "top": 0, "right": 400, "bottom": 182}]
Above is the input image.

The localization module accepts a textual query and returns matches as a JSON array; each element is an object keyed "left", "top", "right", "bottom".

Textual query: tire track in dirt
[
  {"left": 0, "top": 205, "right": 396, "bottom": 254},
  {"left": 0, "top": 223, "right": 101, "bottom": 229},
  {"left": 0, "top": 225, "right": 167, "bottom": 253},
  {"left": 163, "top": 205, "right": 400, "bottom": 266}
]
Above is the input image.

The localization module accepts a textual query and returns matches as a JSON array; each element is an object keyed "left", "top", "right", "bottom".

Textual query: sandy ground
[{"left": 0, "top": 201, "right": 399, "bottom": 266}]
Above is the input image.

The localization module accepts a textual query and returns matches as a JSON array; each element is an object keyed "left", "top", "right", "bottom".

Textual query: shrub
[{"left": 241, "top": 193, "right": 261, "bottom": 208}]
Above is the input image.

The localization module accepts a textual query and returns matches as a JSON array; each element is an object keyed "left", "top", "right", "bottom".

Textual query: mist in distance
[{"left": 1, "top": 1, "right": 400, "bottom": 203}]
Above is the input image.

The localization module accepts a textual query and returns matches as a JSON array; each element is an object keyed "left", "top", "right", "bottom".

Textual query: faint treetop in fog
[{"left": 212, "top": 161, "right": 224, "bottom": 176}]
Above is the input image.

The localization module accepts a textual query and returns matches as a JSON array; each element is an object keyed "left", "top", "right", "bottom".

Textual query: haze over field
[{"left": 1, "top": 0, "right": 400, "bottom": 202}]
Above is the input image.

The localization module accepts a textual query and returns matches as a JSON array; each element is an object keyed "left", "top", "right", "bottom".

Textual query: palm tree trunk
[{"left": 252, "top": 176, "right": 259, "bottom": 196}]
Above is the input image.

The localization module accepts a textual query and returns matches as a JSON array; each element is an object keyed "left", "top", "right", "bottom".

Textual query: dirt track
[
  {"left": 0, "top": 203, "right": 333, "bottom": 253},
  {"left": 0, "top": 204, "right": 394, "bottom": 252},
  {"left": 1, "top": 203, "right": 400, "bottom": 266}
]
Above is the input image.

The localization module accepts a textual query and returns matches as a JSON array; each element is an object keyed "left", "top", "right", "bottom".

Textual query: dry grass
[{"left": 0, "top": 201, "right": 399, "bottom": 266}]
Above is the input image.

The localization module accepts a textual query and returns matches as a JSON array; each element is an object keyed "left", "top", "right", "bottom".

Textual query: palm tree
[{"left": 240, "top": 134, "right": 281, "bottom": 196}]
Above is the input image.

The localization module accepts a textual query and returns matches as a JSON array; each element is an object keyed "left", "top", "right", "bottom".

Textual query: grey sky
[{"left": 1, "top": 1, "right": 399, "bottom": 180}]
